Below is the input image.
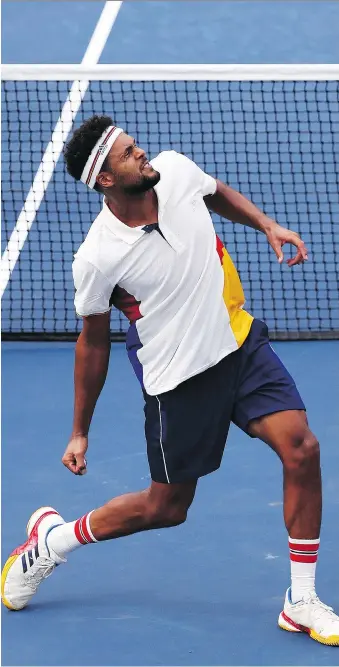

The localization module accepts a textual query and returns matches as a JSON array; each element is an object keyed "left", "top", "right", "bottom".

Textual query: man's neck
[{"left": 105, "top": 189, "right": 158, "bottom": 228}]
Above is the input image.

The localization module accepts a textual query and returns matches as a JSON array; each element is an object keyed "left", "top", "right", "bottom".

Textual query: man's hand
[
  {"left": 62, "top": 435, "right": 88, "bottom": 475},
  {"left": 205, "top": 182, "right": 309, "bottom": 267},
  {"left": 265, "top": 220, "right": 309, "bottom": 267}
]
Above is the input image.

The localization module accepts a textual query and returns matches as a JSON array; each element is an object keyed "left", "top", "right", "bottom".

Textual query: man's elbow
[
  {"left": 203, "top": 180, "right": 226, "bottom": 213},
  {"left": 79, "top": 311, "right": 111, "bottom": 347}
]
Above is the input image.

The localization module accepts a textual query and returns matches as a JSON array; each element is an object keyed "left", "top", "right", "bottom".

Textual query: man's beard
[{"left": 123, "top": 169, "right": 161, "bottom": 194}]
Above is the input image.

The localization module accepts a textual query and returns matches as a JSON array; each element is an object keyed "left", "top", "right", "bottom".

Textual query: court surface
[
  {"left": 2, "top": 0, "right": 339, "bottom": 64},
  {"left": 2, "top": 2, "right": 339, "bottom": 666},
  {"left": 2, "top": 341, "right": 339, "bottom": 666}
]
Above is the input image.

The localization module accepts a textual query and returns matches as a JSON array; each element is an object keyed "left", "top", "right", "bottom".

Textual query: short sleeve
[
  {"left": 72, "top": 256, "right": 113, "bottom": 317},
  {"left": 175, "top": 152, "right": 217, "bottom": 197}
]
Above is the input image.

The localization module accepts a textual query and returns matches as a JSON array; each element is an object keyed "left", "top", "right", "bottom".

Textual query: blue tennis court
[
  {"left": 2, "top": 1, "right": 339, "bottom": 64},
  {"left": 2, "top": 2, "right": 339, "bottom": 666},
  {"left": 2, "top": 340, "right": 339, "bottom": 666}
]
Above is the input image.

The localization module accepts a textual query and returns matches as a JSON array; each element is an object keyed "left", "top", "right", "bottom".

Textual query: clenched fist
[{"left": 62, "top": 435, "right": 88, "bottom": 475}]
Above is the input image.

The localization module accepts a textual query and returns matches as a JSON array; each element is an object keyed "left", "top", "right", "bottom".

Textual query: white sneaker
[
  {"left": 1, "top": 506, "right": 65, "bottom": 610},
  {"left": 279, "top": 587, "right": 339, "bottom": 646}
]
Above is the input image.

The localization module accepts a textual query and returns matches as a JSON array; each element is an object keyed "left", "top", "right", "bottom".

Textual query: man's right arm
[
  {"left": 62, "top": 311, "right": 111, "bottom": 475},
  {"left": 62, "top": 256, "right": 114, "bottom": 475},
  {"left": 73, "top": 312, "right": 111, "bottom": 437}
]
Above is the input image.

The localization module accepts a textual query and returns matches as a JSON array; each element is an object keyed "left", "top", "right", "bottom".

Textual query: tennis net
[{"left": 1, "top": 65, "right": 339, "bottom": 340}]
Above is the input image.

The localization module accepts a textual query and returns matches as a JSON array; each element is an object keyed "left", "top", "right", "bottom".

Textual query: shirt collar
[
  {"left": 101, "top": 198, "right": 147, "bottom": 245},
  {"left": 101, "top": 159, "right": 168, "bottom": 245}
]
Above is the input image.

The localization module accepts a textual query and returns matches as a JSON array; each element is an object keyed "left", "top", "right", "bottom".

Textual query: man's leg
[
  {"left": 2, "top": 347, "right": 239, "bottom": 611},
  {"left": 230, "top": 320, "right": 338, "bottom": 643},
  {"left": 1, "top": 479, "right": 197, "bottom": 610},
  {"left": 48, "top": 479, "right": 197, "bottom": 552},
  {"left": 248, "top": 409, "right": 339, "bottom": 645},
  {"left": 232, "top": 321, "right": 322, "bottom": 598},
  {"left": 248, "top": 409, "right": 322, "bottom": 602},
  {"left": 247, "top": 409, "right": 321, "bottom": 541}
]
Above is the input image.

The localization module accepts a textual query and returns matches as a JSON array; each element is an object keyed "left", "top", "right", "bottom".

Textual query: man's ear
[{"left": 96, "top": 170, "right": 115, "bottom": 189}]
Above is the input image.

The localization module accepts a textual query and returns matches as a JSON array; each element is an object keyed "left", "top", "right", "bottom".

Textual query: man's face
[{"left": 97, "top": 132, "right": 160, "bottom": 193}]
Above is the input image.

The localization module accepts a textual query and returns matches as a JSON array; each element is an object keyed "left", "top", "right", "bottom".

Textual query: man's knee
[
  {"left": 144, "top": 483, "right": 196, "bottom": 528},
  {"left": 283, "top": 429, "right": 320, "bottom": 473},
  {"left": 146, "top": 496, "right": 189, "bottom": 527}
]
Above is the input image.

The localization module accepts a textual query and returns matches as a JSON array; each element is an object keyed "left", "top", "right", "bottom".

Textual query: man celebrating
[{"left": 2, "top": 115, "right": 338, "bottom": 645}]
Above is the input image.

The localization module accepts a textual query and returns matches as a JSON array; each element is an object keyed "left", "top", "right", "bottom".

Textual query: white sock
[
  {"left": 47, "top": 511, "right": 97, "bottom": 559},
  {"left": 289, "top": 536, "right": 319, "bottom": 603}
]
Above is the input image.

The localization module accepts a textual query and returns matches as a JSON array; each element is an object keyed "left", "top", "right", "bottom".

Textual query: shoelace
[
  {"left": 308, "top": 595, "right": 338, "bottom": 628},
  {"left": 25, "top": 557, "right": 55, "bottom": 591}
]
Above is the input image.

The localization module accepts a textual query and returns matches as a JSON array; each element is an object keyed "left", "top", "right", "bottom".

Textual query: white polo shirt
[{"left": 73, "top": 151, "right": 253, "bottom": 395}]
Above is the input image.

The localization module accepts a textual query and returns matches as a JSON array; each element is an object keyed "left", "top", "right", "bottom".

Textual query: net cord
[{"left": 2, "top": 64, "right": 339, "bottom": 81}]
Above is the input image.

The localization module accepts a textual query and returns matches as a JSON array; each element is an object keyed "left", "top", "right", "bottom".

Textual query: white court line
[{"left": 1, "top": 1, "right": 123, "bottom": 297}]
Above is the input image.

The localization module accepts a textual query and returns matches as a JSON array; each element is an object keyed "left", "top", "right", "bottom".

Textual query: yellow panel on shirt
[{"left": 216, "top": 234, "right": 253, "bottom": 347}]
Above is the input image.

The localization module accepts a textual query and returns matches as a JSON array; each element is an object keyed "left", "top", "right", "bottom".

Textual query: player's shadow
[{"left": 22, "top": 588, "right": 273, "bottom": 621}]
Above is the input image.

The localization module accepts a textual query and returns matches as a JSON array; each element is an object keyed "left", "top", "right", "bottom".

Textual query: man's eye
[{"left": 124, "top": 143, "right": 136, "bottom": 158}]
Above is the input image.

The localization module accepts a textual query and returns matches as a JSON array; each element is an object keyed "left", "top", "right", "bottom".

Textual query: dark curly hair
[{"left": 64, "top": 115, "right": 114, "bottom": 192}]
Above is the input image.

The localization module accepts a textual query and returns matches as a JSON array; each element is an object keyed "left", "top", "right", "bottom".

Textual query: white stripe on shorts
[{"left": 156, "top": 397, "right": 170, "bottom": 483}]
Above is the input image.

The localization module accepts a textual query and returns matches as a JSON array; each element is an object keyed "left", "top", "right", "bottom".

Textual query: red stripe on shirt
[
  {"left": 216, "top": 234, "right": 224, "bottom": 263},
  {"left": 110, "top": 285, "right": 142, "bottom": 324}
]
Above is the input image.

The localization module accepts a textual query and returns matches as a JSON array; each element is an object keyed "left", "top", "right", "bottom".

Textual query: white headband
[{"left": 80, "top": 125, "right": 123, "bottom": 189}]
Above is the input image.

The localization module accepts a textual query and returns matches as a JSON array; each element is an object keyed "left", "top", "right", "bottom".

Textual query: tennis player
[{"left": 2, "top": 116, "right": 338, "bottom": 645}]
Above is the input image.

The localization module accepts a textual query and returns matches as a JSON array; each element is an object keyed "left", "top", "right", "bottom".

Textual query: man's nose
[{"left": 135, "top": 145, "right": 146, "bottom": 159}]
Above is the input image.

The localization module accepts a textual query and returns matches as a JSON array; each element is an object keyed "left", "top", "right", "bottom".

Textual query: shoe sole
[
  {"left": 1, "top": 556, "right": 19, "bottom": 610},
  {"left": 278, "top": 612, "right": 339, "bottom": 646},
  {"left": 1, "top": 506, "right": 60, "bottom": 611}
]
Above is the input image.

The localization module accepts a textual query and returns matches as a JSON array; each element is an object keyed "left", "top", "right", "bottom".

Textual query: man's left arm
[{"left": 204, "top": 179, "right": 308, "bottom": 267}]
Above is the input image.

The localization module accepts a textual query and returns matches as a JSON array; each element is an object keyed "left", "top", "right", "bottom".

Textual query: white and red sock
[
  {"left": 289, "top": 536, "right": 320, "bottom": 603},
  {"left": 47, "top": 512, "right": 97, "bottom": 559}
]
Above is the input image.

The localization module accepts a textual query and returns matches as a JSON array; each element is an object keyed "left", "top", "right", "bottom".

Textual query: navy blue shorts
[{"left": 129, "top": 319, "right": 306, "bottom": 484}]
